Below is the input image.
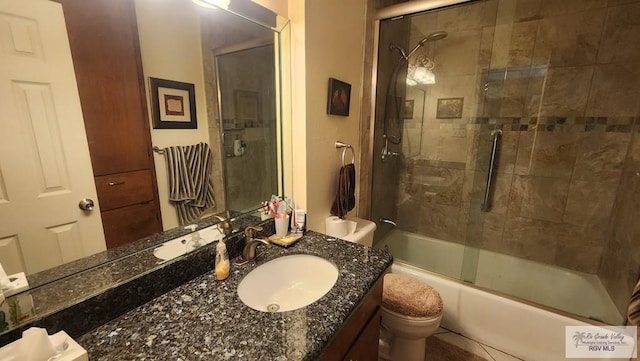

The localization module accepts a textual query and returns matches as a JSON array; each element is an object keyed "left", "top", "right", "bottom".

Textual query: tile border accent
[{"left": 428, "top": 116, "right": 639, "bottom": 132}]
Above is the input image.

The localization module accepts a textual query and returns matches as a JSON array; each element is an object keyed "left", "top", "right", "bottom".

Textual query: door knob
[{"left": 78, "top": 198, "right": 95, "bottom": 211}]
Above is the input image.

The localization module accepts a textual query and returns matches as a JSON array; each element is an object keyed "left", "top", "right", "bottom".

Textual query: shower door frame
[{"left": 365, "top": 0, "right": 474, "bottom": 230}]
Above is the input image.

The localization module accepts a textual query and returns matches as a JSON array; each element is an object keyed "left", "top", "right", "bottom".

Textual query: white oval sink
[{"left": 237, "top": 254, "right": 339, "bottom": 312}]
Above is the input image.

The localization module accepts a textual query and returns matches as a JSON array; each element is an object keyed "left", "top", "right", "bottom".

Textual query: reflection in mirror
[
  {"left": 0, "top": 0, "right": 289, "bottom": 298},
  {"left": 402, "top": 87, "right": 426, "bottom": 157},
  {"left": 216, "top": 46, "right": 278, "bottom": 211}
]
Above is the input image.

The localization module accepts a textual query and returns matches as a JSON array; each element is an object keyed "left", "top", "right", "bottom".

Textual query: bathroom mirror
[{"left": 0, "top": 0, "right": 291, "bottom": 296}]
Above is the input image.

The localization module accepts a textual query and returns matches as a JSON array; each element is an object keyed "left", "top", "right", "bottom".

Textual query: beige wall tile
[
  {"left": 526, "top": 66, "right": 594, "bottom": 116},
  {"left": 598, "top": 132, "right": 640, "bottom": 314},
  {"left": 531, "top": 9, "right": 606, "bottom": 67},
  {"left": 598, "top": 2, "right": 640, "bottom": 63},
  {"left": 436, "top": 1, "right": 492, "bottom": 32},
  {"left": 479, "top": 27, "right": 495, "bottom": 69},
  {"left": 482, "top": 74, "right": 532, "bottom": 117},
  {"left": 564, "top": 179, "right": 618, "bottom": 229},
  {"left": 465, "top": 211, "right": 506, "bottom": 251},
  {"left": 418, "top": 202, "right": 463, "bottom": 243},
  {"left": 555, "top": 241, "right": 603, "bottom": 273},
  {"left": 540, "top": 0, "right": 608, "bottom": 17},
  {"left": 396, "top": 198, "right": 419, "bottom": 233},
  {"left": 413, "top": 166, "right": 465, "bottom": 207},
  {"left": 508, "top": 20, "right": 539, "bottom": 66},
  {"left": 490, "top": 24, "right": 512, "bottom": 68},
  {"left": 586, "top": 62, "right": 640, "bottom": 117},
  {"left": 434, "top": 30, "right": 483, "bottom": 76},
  {"left": 515, "top": 131, "right": 579, "bottom": 178},
  {"left": 496, "top": 0, "right": 543, "bottom": 25},
  {"left": 502, "top": 216, "right": 559, "bottom": 264},
  {"left": 410, "top": 12, "right": 438, "bottom": 40},
  {"left": 573, "top": 132, "right": 632, "bottom": 181},
  {"left": 508, "top": 174, "right": 570, "bottom": 222},
  {"left": 599, "top": 236, "right": 635, "bottom": 313}
]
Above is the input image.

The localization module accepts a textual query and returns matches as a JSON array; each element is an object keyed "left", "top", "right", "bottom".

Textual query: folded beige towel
[{"left": 383, "top": 273, "right": 443, "bottom": 318}]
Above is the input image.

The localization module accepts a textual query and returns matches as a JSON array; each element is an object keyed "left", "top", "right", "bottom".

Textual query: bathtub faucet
[{"left": 379, "top": 218, "right": 397, "bottom": 227}]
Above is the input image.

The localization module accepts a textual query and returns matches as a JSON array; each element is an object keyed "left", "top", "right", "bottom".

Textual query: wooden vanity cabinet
[
  {"left": 56, "top": 0, "right": 163, "bottom": 248},
  {"left": 321, "top": 269, "right": 388, "bottom": 361}
]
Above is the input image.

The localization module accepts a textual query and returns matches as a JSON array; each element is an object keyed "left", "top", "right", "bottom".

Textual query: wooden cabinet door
[
  {"left": 57, "top": 0, "right": 153, "bottom": 176},
  {"left": 343, "top": 309, "right": 381, "bottom": 361},
  {"left": 55, "top": 0, "right": 163, "bottom": 248}
]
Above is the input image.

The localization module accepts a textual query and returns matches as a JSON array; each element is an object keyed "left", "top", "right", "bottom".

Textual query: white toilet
[
  {"left": 379, "top": 273, "right": 443, "bottom": 361},
  {"left": 325, "top": 216, "right": 376, "bottom": 246},
  {"left": 329, "top": 218, "right": 443, "bottom": 361}
]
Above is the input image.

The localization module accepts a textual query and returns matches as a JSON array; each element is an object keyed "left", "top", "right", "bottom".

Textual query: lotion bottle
[{"left": 214, "top": 240, "right": 230, "bottom": 280}]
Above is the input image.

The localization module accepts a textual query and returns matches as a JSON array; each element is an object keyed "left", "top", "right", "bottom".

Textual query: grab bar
[{"left": 480, "top": 129, "right": 502, "bottom": 212}]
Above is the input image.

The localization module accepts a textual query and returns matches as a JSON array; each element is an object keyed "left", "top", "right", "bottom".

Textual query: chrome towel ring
[{"left": 335, "top": 141, "right": 355, "bottom": 166}]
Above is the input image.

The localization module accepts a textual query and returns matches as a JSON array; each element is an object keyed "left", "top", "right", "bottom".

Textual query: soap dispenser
[{"left": 214, "top": 240, "right": 229, "bottom": 280}]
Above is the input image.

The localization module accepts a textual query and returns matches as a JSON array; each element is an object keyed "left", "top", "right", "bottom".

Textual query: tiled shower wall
[
  {"left": 600, "top": 131, "right": 640, "bottom": 314},
  {"left": 394, "top": 0, "right": 640, "bottom": 277}
]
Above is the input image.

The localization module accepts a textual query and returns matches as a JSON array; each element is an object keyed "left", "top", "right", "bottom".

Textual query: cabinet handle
[{"left": 108, "top": 181, "right": 125, "bottom": 186}]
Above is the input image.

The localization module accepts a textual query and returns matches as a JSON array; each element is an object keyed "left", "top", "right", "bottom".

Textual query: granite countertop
[{"left": 78, "top": 232, "right": 393, "bottom": 360}]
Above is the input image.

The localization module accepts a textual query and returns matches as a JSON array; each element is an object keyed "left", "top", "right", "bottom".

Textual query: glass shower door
[{"left": 371, "top": 0, "right": 637, "bottom": 325}]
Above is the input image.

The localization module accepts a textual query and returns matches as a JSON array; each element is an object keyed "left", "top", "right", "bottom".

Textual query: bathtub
[{"left": 376, "top": 230, "right": 625, "bottom": 361}]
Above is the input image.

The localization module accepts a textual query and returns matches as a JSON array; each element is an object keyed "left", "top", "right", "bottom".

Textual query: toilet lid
[{"left": 382, "top": 273, "right": 443, "bottom": 318}]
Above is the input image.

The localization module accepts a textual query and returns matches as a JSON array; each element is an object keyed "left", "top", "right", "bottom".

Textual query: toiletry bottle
[{"left": 214, "top": 240, "right": 229, "bottom": 280}]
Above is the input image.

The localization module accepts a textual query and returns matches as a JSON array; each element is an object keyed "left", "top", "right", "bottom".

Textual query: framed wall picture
[
  {"left": 326, "top": 78, "right": 351, "bottom": 116},
  {"left": 436, "top": 97, "right": 464, "bottom": 119},
  {"left": 149, "top": 77, "right": 197, "bottom": 129}
]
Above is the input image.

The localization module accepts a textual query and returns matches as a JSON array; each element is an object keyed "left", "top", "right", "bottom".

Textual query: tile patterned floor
[{"left": 425, "top": 328, "right": 523, "bottom": 361}]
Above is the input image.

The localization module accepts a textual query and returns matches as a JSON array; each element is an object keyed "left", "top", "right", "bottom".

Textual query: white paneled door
[{"left": 0, "top": 0, "right": 105, "bottom": 275}]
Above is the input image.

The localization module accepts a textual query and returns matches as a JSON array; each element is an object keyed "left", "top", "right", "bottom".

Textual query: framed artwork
[
  {"left": 403, "top": 99, "right": 414, "bottom": 119},
  {"left": 149, "top": 77, "right": 197, "bottom": 129},
  {"left": 326, "top": 78, "right": 351, "bottom": 116},
  {"left": 436, "top": 97, "right": 464, "bottom": 119},
  {"left": 234, "top": 90, "right": 261, "bottom": 128}
]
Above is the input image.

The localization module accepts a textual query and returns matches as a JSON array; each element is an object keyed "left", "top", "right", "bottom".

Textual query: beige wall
[
  {"left": 135, "top": 0, "right": 212, "bottom": 230},
  {"left": 253, "top": 0, "right": 288, "bottom": 18},
  {"left": 300, "top": 0, "right": 367, "bottom": 232}
]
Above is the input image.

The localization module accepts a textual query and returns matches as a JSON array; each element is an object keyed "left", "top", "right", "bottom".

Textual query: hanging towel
[
  {"left": 627, "top": 278, "right": 640, "bottom": 326},
  {"left": 163, "top": 142, "right": 216, "bottom": 225},
  {"left": 330, "top": 163, "right": 356, "bottom": 219},
  {"left": 626, "top": 278, "right": 640, "bottom": 360}
]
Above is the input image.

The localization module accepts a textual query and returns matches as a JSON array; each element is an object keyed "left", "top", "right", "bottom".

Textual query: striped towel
[
  {"left": 163, "top": 142, "right": 216, "bottom": 225},
  {"left": 627, "top": 278, "right": 640, "bottom": 326}
]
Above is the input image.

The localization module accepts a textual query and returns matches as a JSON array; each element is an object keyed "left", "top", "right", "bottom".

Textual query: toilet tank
[{"left": 340, "top": 217, "right": 377, "bottom": 247}]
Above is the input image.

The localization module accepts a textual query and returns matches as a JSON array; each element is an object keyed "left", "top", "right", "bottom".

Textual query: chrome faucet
[
  {"left": 240, "top": 225, "right": 270, "bottom": 262},
  {"left": 379, "top": 218, "right": 397, "bottom": 227}
]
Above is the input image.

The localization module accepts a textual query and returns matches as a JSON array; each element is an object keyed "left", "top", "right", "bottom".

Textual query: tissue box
[
  {"left": 0, "top": 329, "right": 88, "bottom": 361},
  {"left": 1, "top": 272, "right": 29, "bottom": 298}
]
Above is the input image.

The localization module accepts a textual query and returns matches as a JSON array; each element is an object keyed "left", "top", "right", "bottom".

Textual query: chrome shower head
[
  {"left": 404, "top": 31, "right": 448, "bottom": 60},
  {"left": 426, "top": 31, "right": 448, "bottom": 42}
]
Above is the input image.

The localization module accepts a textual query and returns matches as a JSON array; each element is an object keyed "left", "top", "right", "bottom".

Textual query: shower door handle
[
  {"left": 480, "top": 129, "right": 502, "bottom": 212},
  {"left": 381, "top": 136, "right": 399, "bottom": 161}
]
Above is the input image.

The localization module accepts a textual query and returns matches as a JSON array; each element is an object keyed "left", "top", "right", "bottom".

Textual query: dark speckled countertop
[{"left": 78, "top": 232, "right": 392, "bottom": 360}]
